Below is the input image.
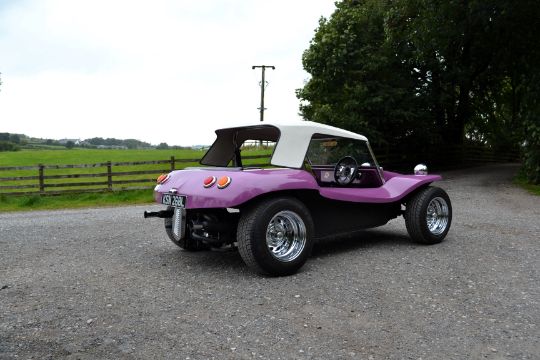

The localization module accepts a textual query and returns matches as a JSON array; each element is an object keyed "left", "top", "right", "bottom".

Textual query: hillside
[{"left": 0, "top": 132, "right": 189, "bottom": 151}]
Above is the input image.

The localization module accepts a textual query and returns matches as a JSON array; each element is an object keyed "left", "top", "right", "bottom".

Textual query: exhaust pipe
[{"left": 144, "top": 210, "right": 174, "bottom": 219}]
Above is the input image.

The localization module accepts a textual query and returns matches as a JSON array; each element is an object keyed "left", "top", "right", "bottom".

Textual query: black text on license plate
[{"left": 162, "top": 194, "right": 186, "bottom": 207}]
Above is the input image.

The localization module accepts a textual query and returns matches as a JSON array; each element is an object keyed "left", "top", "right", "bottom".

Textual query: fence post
[
  {"left": 107, "top": 161, "right": 113, "bottom": 191},
  {"left": 38, "top": 164, "right": 45, "bottom": 193},
  {"left": 170, "top": 156, "right": 175, "bottom": 171}
]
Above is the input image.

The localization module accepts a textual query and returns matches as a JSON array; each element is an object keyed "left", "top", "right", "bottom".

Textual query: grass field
[
  {"left": 0, "top": 190, "right": 153, "bottom": 212},
  {"left": 0, "top": 148, "right": 206, "bottom": 166},
  {"left": 0, "top": 148, "right": 272, "bottom": 212}
]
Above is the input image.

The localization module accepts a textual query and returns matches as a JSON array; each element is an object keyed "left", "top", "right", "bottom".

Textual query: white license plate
[{"left": 161, "top": 194, "right": 186, "bottom": 208}]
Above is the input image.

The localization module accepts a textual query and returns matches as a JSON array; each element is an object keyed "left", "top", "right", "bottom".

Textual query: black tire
[
  {"left": 405, "top": 186, "right": 452, "bottom": 244},
  {"left": 237, "top": 197, "right": 314, "bottom": 276},
  {"left": 164, "top": 207, "right": 206, "bottom": 251}
]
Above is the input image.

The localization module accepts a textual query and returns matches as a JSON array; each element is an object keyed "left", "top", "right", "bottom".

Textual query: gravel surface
[{"left": 1, "top": 163, "right": 538, "bottom": 359}]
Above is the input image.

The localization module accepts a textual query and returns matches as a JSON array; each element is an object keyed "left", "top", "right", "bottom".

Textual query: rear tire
[
  {"left": 237, "top": 197, "right": 314, "bottom": 276},
  {"left": 164, "top": 207, "right": 207, "bottom": 251},
  {"left": 405, "top": 186, "right": 452, "bottom": 244}
]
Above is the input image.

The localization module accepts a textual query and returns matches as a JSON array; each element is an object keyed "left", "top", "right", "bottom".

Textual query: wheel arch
[
  {"left": 400, "top": 182, "right": 436, "bottom": 205},
  {"left": 236, "top": 189, "right": 321, "bottom": 212}
]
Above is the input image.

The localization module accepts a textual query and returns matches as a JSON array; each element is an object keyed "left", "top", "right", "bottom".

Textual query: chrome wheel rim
[
  {"left": 426, "top": 197, "right": 449, "bottom": 235},
  {"left": 266, "top": 210, "right": 307, "bottom": 262}
]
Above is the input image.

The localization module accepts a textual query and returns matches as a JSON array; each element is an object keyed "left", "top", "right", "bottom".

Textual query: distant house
[
  {"left": 192, "top": 145, "right": 210, "bottom": 150},
  {"left": 58, "top": 139, "right": 81, "bottom": 145}
]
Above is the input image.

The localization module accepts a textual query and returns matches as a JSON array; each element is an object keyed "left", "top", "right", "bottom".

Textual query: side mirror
[{"left": 414, "top": 164, "right": 428, "bottom": 175}]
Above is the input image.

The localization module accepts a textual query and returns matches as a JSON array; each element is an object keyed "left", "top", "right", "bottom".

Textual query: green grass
[
  {"left": 0, "top": 149, "right": 206, "bottom": 197},
  {"left": 514, "top": 173, "right": 540, "bottom": 195},
  {"left": 0, "top": 148, "right": 273, "bottom": 212},
  {"left": 0, "top": 190, "right": 153, "bottom": 212},
  {"left": 0, "top": 148, "right": 206, "bottom": 166}
]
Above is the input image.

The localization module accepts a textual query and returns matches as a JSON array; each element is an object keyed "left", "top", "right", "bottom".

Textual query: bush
[
  {"left": 521, "top": 75, "right": 540, "bottom": 185},
  {"left": 0, "top": 141, "right": 20, "bottom": 152},
  {"left": 522, "top": 120, "right": 540, "bottom": 184}
]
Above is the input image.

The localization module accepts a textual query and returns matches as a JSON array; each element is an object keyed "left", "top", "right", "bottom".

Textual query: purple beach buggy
[{"left": 144, "top": 121, "right": 452, "bottom": 276}]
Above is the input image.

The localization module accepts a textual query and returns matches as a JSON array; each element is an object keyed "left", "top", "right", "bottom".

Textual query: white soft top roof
[
  {"left": 201, "top": 121, "right": 368, "bottom": 169},
  {"left": 268, "top": 121, "right": 367, "bottom": 168}
]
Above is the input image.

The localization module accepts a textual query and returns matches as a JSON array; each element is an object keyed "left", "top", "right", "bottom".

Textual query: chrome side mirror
[{"left": 414, "top": 164, "right": 428, "bottom": 175}]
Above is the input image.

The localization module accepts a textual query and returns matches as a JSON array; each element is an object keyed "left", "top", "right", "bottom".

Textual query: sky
[{"left": 0, "top": 0, "right": 336, "bottom": 146}]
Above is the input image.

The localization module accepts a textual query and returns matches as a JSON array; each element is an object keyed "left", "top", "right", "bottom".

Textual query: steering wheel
[{"left": 334, "top": 156, "right": 358, "bottom": 186}]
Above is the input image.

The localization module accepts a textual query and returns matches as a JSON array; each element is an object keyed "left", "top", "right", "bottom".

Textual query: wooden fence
[
  {"left": 373, "top": 144, "right": 520, "bottom": 171},
  {"left": 0, "top": 155, "right": 270, "bottom": 196},
  {"left": 0, "top": 145, "right": 520, "bottom": 197}
]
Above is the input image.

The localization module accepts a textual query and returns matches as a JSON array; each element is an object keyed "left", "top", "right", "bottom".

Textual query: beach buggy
[{"left": 144, "top": 121, "right": 452, "bottom": 276}]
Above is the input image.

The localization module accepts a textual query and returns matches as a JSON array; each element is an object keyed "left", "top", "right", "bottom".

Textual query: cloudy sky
[{"left": 0, "top": 0, "right": 336, "bottom": 146}]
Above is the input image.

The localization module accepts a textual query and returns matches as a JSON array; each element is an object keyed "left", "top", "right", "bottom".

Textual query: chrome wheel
[
  {"left": 426, "top": 197, "right": 449, "bottom": 235},
  {"left": 266, "top": 210, "right": 307, "bottom": 262}
]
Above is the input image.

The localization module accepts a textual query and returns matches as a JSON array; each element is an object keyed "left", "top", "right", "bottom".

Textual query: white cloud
[{"left": 0, "top": 0, "right": 335, "bottom": 145}]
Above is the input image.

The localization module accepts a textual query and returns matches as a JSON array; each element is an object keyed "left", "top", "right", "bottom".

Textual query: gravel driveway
[{"left": 1, "top": 163, "right": 538, "bottom": 359}]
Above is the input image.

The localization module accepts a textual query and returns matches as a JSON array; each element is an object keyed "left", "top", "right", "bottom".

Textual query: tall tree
[
  {"left": 298, "top": 0, "right": 427, "bottom": 150},
  {"left": 298, "top": 0, "right": 540, "bottom": 181}
]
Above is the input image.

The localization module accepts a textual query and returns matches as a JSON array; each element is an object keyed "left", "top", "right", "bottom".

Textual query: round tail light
[
  {"left": 217, "top": 176, "right": 232, "bottom": 189},
  {"left": 203, "top": 176, "right": 217, "bottom": 188},
  {"left": 156, "top": 173, "right": 170, "bottom": 184}
]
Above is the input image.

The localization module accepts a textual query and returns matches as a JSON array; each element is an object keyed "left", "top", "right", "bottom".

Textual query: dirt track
[{"left": 1, "top": 163, "right": 538, "bottom": 359}]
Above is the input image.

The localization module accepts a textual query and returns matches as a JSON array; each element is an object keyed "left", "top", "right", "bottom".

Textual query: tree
[
  {"left": 298, "top": 0, "right": 426, "bottom": 150},
  {"left": 520, "top": 74, "right": 540, "bottom": 184},
  {"left": 0, "top": 141, "right": 19, "bottom": 152},
  {"left": 156, "top": 142, "right": 169, "bottom": 150},
  {"left": 65, "top": 141, "right": 75, "bottom": 149},
  {"left": 298, "top": 0, "right": 540, "bottom": 181},
  {"left": 9, "top": 134, "right": 20, "bottom": 144}
]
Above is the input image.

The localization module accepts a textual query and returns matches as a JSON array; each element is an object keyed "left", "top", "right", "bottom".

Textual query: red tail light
[{"left": 203, "top": 176, "right": 217, "bottom": 188}]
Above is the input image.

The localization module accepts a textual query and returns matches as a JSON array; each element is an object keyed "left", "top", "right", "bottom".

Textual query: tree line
[
  {"left": 0, "top": 133, "right": 185, "bottom": 151},
  {"left": 0, "top": 133, "right": 22, "bottom": 151},
  {"left": 297, "top": 0, "right": 539, "bottom": 184}
]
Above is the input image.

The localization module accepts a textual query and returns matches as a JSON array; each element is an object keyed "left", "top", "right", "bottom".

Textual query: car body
[{"left": 145, "top": 121, "right": 452, "bottom": 276}]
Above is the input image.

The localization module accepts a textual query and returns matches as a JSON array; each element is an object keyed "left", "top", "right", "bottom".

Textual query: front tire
[
  {"left": 405, "top": 186, "right": 452, "bottom": 244},
  {"left": 237, "top": 197, "right": 314, "bottom": 276}
]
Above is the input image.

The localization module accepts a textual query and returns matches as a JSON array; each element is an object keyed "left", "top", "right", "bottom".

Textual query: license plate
[{"left": 161, "top": 194, "right": 186, "bottom": 208}]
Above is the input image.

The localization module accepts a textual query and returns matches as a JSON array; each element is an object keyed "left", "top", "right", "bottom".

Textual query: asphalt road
[{"left": 1, "top": 164, "right": 538, "bottom": 359}]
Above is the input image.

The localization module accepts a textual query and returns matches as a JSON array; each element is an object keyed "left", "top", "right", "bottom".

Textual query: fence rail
[
  {"left": 373, "top": 145, "right": 520, "bottom": 171},
  {"left": 0, "top": 146, "right": 520, "bottom": 197},
  {"left": 0, "top": 155, "right": 270, "bottom": 196}
]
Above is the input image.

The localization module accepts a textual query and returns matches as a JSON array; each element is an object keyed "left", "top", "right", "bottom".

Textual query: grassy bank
[
  {"left": 0, "top": 190, "right": 154, "bottom": 212},
  {"left": 514, "top": 173, "right": 540, "bottom": 195}
]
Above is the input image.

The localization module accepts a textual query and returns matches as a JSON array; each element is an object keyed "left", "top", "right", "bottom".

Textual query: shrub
[{"left": 0, "top": 141, "right": 20, "bottom": 152}]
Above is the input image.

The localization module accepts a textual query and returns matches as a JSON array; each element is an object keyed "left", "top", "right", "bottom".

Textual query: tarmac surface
[{"left": 1, "top": 163, "right": 538, "bottom": 359}]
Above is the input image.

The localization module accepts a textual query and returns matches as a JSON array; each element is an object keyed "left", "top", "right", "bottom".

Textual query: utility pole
[{"left": 252, "top": 65, "right": 275, "bottom": 122}]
